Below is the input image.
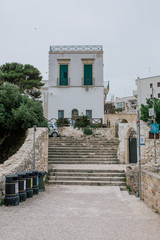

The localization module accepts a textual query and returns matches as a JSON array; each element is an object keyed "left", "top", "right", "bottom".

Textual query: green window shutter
[
  {"left": 84, "top": 65, "right": 92, "bottom": 85},
  {"left": 60, "top": 65, "right": 68, "bottom": 85}
]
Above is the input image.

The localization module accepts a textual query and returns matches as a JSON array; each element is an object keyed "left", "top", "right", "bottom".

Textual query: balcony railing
[
  {"left": 81, "top": 77, "right": 95, "bottom": 86},
  {"left": 50, "top": 45, "right": 103, "bottom": 52},
  {"left": 57, "top": 78, "right": 70, "bottom": 87}
]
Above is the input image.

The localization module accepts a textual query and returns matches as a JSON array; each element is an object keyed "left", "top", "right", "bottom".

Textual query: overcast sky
[{"left": 0, "top": 0, "right": 160, "bottom": 99}]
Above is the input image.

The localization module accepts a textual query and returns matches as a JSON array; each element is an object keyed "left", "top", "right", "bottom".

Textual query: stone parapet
[
  {"left": 58, "top": 127, "right": 114, "bottom": 139},
  {"left": 142, "top": 170, "right": 160, "bottom": 213},
  {"left": 0, "top": 128, "right": 48, "bottom": 201}
]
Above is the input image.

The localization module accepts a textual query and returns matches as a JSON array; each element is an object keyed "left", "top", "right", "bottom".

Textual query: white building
[
  {"left": 47, "top": 45, "right": 104, "bottom": 123},
  {"left": 136, "top": 75, "right": 160, "bottom": 109},
  {"left": 114, "top": 95, "right": 137, "bottom": 114}
]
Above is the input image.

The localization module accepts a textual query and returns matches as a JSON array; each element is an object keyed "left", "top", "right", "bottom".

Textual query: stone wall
[
  {"left": 126, "top": 165, "right": 139, "bottom": 193},
  {"left": 142, "top": 170, "right": 160, "bottom": 213},
  {"left": 140, "top": 123, "right": 160, "bottom": 164},
  {"left": 58, "top": 126, "right": 114, "bottom": 139},
  {"left": 0, "top": 128, "right": 48, "bottom": 201},
  {"left": 104, "top": 113, "right": 137, "bottom": 135}
]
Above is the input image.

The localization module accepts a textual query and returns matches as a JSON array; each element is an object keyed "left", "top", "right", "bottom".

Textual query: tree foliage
[
  {"left": 0, "top": 62, "right": 44, "bottom": 99},
  {"left": 0, "top": 83, "right": 47, "bottom": 145},
  {"left": 140, "top": 98, "right": 160, "bottom": 124}
]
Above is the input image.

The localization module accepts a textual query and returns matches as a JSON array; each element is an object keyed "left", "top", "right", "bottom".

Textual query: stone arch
[
  {"left": 115, "top": 119, "right": 128, "bottom": 137},
  {"left": 71, "top": 109, "right": 79, "bottom": 120}
]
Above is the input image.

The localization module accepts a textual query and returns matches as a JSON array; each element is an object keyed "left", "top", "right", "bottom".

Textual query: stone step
[
  {"left": 50, "top": 176, "right": 125, "bottom": 181},
  {"left": 48, "top": 180, "right": 126, "bottom": 186},
  {"left": 48, "top": 154, "right": 117, "bottom": 158},
  {"left": 48, "top": 149, "right": 117, "bottom": 153},
  {"left": 50, "top": 172, "right": 125, "bottom": 177},
  {"left": 48, "top": 157, "right": 119, "bottom": 161},
  {"left": 50, "top": 169, "right": 125, "bottom": 173},
  {"left": 48, "top": 146, "right": 117, "bottom": 151},
  {"left": 49, "top": 139, "right": 119, "bottom": 143},
  {"left": 48, "top": 161, "right": 119, "bottom": 164}
]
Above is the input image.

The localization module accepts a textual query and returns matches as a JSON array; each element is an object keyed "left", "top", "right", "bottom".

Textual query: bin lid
[
  {"left": 6, "top": 174, "right": 18, "bottom": 183},
  {"left": 38, "top": 171, "right": 47, "bottom": 176},
  {"left": 32, "top": 170, "right": 39, "bottom": 176},
  {"left": 17, "top": 172, "right": 26, "bottom": 179},
  {"left": 25, "top": 171, "right": 33, "bottom": 177}
]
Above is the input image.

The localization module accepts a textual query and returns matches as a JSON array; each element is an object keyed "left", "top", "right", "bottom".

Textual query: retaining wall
[{"left": 0, "top": 128, "right": 48, "bottom": 201}]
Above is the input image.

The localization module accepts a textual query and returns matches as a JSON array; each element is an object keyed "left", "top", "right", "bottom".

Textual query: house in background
[
  {"left": 114, "top": 94, "right": 137, "bottom": 114},
  {"left": 136, "top": 75, "right": 160, "bottom": 109},
  {"left": 47, "top": 45, "right": 105, "bottom": 123}
]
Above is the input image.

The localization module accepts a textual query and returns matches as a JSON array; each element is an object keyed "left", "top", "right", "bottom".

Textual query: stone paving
[{"left": 1, "top": 185, "right": 160, "bottom": 240}]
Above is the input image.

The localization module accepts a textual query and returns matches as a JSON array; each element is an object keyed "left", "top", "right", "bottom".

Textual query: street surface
[{"left": 0, "top": 185, "right": 160, "bottom": 240}]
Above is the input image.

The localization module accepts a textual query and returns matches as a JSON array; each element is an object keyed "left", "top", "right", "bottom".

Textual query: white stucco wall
[
  {"left": 48, "top": 46, "right": 104, "bottom": 122},
  {"left": 48, "top": 87, "right": 104, "bottom": 121},
  {"left": 136, "top": 75, "right": 160, "bottom": 108},
  {"left": 49, "top": 52, "right": 103, "bottom": 87}
]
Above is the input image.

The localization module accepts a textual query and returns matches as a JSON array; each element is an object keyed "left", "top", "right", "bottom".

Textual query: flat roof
[{"left": 49, "top": 45, "right": 103, "bottom": 52}]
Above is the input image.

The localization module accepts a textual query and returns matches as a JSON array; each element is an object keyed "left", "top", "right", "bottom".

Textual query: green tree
[
  {"left": 0, "top": 62, "right": 44, "bottom": 99},
  {"left": 140, "top": 98, "right": 160, "bottom": 124},
  {"left": 0, "top": 83, "right": 47, "bottom": 145}
]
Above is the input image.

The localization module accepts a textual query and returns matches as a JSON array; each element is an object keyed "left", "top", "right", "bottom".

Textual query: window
[
  {"left": 150, "top": 94, "right": 152, "bottom": 98},
  {"left": 86, "top": 110, "right": 92, "bottom": 119},
  {"left": 59, "top": 65, "right": 68, "bottom": 86},
  {"left": 84, "top": 64, "right": 92, "bottom": 85},
  {"left": 150, "top": 83, "right": 153, "bottom": 88},
  {"left": 158, "top": 93, "right": 160, "bottom": 98},
  {"left": 157, "top": 82, "right": 160, "bottom": 87},
  {"left": 58, "top": 110, "right": 64, "bottom": 119}
]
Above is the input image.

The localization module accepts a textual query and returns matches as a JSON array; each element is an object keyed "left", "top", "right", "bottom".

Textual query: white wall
[
  {"left": 48, "top": 87, "right": 104, "bottom": 122},
  {"left": 49, "top": 52, "right": 103, "bottom": 87},
  {"left": 48, "top": 47, "right": 104, "bottom": 122},
  {"left": 136, "top": 76, "right": 160, "bottom": 108}
]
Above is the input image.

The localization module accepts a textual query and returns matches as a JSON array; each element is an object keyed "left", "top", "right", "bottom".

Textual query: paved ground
[{"left": 1, "top": 185, "right": 160, "bottom": 240}]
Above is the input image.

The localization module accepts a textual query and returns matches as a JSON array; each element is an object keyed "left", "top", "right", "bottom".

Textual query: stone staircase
[{"left": 48, "top": 137, "right": 126, "bottom": 186}]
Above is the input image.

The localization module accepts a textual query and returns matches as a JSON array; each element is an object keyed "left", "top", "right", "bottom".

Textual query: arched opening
[
  {"left": 115, "top": 119, "right": 128, "bottom": 137},
  {"left": 71, "top": 109, "right": 78, "bottom": 120}
]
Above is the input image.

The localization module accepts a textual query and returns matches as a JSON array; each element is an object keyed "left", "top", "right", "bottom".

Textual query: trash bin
[
  {"left": 25, "top": 171, "right": 33, "bottom": 198},
  {"left": 32, "top": 170, "right": 39, "bottom": 195},
  {"left": 17, "top": 172, "right": 27, "bottom": 202},
  {"left": 4, "top": 174, "right": 19, "bottom": 206},
  {"left": 38, "top": 171, "right": 47, "bottom": 191}
]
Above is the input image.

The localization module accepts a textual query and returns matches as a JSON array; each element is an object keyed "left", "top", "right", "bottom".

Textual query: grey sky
[{"left": 0, "top": 0, "right": 160, "bottom": 99}]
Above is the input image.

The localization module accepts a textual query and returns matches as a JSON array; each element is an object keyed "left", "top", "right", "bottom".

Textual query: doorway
[
  {"left": 72, "top": 109, "right": 78, "bottom": 120},
  {"left": 129, "top": 131, "right": 137, "bottom": 163}
]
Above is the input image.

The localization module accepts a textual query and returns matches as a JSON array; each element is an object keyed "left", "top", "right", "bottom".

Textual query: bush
[
  {"left": 74, "top": 115, "right": 90, "bottom": 128},
  {"left": 83, "top": 127, "right": 93, "bottom": 135},
  {"left": 56, "top": 118, "right": 70, "bottom": 127},
  {"left": 0, "top": 83, "right": 47, "bottom": 146}
]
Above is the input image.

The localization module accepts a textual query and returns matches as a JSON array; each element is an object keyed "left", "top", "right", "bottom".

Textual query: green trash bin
[{"left": 38, "top": 171, "right": 47, "bottom": 191}]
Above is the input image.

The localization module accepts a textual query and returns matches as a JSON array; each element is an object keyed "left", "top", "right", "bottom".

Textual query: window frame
[
  {"left": 58, "top": 110, "right": 64, "bottom": 119},
  {"left": 86, "top": 110, "right": 92, "bottom": 119},
  {"left": 57, "top": 59, "right": 70, "bottom": 87},
  {"left": 81, "top": 58, "right": 95, "bottom": 86}
]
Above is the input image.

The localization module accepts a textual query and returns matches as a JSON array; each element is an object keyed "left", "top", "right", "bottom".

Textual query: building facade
[
  {"left": 114, "top": 95, "right": 137, "bottom": 114},
  {"left": 48, "top": 45, "right": 104, "bottom": 122},
  {"left": 136, "top": 75, "right": 160, "bottom": 109}
]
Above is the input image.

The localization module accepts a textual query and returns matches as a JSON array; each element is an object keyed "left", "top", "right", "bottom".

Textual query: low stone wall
[
  {"left": 0, "top": 128, "right": 48, "bottom": 201},
  {"left": 59, "top": 127, "right": 114, "bottom": 139},
  {"left": 142, "top": 170, "right": 160, "bottom": 213},
  {"left": 126, "top": 165, "right": 139, "bottom": 193}
]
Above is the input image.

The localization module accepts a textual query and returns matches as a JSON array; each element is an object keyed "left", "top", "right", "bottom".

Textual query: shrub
[
  {"left": 74, "top": 115, "right": 90, "bottom": 128},
  {"left": 56, "top": 118, "right": 70, "bottom": 127},
  {"left": 83, "top": 127, "right": 93, "bottom": 135}
]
